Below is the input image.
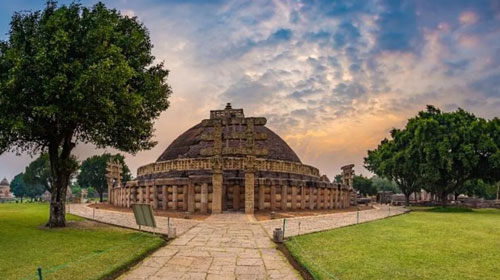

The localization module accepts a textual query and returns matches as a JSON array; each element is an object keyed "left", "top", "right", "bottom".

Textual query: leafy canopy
[
  {"left": 0, "top": 1, "right": 171, "bottom": 155},
  {"left": 0, "top": 1, "right": 170, "bottom": 226},
  {"left": 78, "top": 153, "right": 131, "bottom": 201}
]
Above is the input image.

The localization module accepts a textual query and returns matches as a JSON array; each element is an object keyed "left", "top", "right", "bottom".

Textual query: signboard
[{"left": 131, "top": 204, "right": 157, "bottom": 229}]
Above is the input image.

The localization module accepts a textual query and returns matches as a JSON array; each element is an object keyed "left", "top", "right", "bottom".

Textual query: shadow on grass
[
  {"left": 409, "top": 206, "right": 473, "bottom": 213},
  {"left": 409, "top": 206, "right": 500, "bottom": 214},
  {"left": 428, "top": 206, "right": 473, "bottom": 213}
]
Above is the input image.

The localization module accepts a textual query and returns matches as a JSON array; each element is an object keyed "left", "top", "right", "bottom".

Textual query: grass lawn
[
  {"left": 0, "top": 203, "right": 165, "bottom": 280},
  {"left": 286, "top": 207, "right": 500, "bottom": 280}
]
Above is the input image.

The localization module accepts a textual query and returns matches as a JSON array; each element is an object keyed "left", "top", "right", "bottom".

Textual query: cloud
[
  {"left": 459, "top": 11, "right": 479, "bottom": 25},
  {"left": 0, "top": 0, "right": 499, "bottom": 180}
]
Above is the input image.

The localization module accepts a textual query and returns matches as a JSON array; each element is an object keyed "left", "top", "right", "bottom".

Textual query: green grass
[
  {"left": 286, "top": 207, "right": 500, "bottom": 280},
  {"left": 0, "top": 203, "right": 165, "bottom": 280}
]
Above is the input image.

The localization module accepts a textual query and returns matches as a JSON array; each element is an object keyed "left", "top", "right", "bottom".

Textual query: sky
[{"left": 0, "top": 0, "right": 499, "bottom": 182}]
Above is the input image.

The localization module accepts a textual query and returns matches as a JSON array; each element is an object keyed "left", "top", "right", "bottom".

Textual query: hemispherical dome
[
  {"left": 156, "top": 122, "right": 302, "bottom": 163},
  {"left": 0, "top": 178, "right": 9, "bottom": 186}
]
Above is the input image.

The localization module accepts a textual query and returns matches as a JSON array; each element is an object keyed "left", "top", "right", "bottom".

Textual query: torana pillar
[
  {"left": 244, "top": 156, "right": 256, "bottom": 214},
  {"left": 211, "top": 156, "right": 223, "bottom": 214}
]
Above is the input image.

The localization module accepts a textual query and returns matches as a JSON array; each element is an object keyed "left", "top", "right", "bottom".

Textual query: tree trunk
[
  {"left": 441, "top": 192, "right": 448, "bottom": 207},
  {"left": 48, "top": 170, "right": 69, "bottom": 228},
  {"left": 454, "top": 192, "right": 459, "bottom": 201},
  {"left": 99, "top": 192, "right": 103, "bottom": 203},
  {"left": 405, "top": 193, "right": 410, "bottom": 206},
  {"left": 47, "top": 136, "right": 75, "bottom": 228},
  {"left": 496, "top": 183, "right": 499, "bottom": 203}
]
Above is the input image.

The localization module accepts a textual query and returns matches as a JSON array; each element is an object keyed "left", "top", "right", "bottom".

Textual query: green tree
[
  {"left": 365, "top": 128, "right": 422, "bottom": 206},
  {"left": 78, "top": 153, "right": 131, "bottom": 202},
  {"left": 477, "top": 118, "right": 500, "bottom": 188},
  {"left": 24, "top": 152, "right": 79, "bottom": 192},
  {"left": 462, "top": 179, "right": 497, "bottom": 200},
  {"left": 0, "top": 2, "right": 171, "bottom": 227},
  {"left": 353, "top": 175, "right": 377, "bottom": 196},
  {"left": 334, "top": 174, "right": 343, "bottom": 183},
  {"left": 371, "top": 175, "right": 400, "bottom": 193},
  {"left": 410, "top": 106, "right": 486, "bottom": 206},
  {"left": 24, "top": 153, "right": 53, "bottom": 192},
  {"left": 10, "top": 173, "right": 27, "bottom": 202},
  {"left": 70, "top": 182, "right": 82, "bottom": 197}
]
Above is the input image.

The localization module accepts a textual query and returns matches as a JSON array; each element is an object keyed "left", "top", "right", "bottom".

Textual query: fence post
[
  {"left": 282, "top": 218, "right": 287, "bottom": 238},
  {"left": 357, "top": 211, "right": 359, "bottom": 224},
  {"left": 37, "top": 267, "right": 43, "bottom": 280}
]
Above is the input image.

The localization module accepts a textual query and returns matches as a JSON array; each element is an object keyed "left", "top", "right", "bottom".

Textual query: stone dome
[
  {"left": 0, "top": 178, "right": 8, "bottom": 186},
  {"left": 157, "top": 114, "right": 301, "bottom": 163}
]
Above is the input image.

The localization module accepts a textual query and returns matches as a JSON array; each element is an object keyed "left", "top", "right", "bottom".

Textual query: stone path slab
[{"left": 119, "top": 212, "right": 300, "bottom": 280}]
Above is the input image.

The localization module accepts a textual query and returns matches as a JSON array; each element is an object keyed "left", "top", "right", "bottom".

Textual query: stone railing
[{"left": 137, "top": 157, "right": 320, "bottom": 178}]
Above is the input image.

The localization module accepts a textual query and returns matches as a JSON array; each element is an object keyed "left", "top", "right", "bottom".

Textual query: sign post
[{"left": 131, "top": 204, "right": 157, "bottom": 232}]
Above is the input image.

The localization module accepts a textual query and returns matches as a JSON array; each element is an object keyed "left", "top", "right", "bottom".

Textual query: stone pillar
[
  {"left": 281, "top": 185, "right": 287, "bottom": 211},
  {"left": 330, "top": 189, "right": 334, "bottom": 209},
  {"left": 108, "top": 184, "right": 112, "bottom": 204},
  {"left": 153, "top": 185, "right": 158, "bottom": 210},
  {"left": 201, "top": 183, "right": 208, "bottom": 214},
  {"left": 212, "top": 173, "right": 223, "bottom": 213},
  {"left": 258, "top": 185, "right": 265, "bottom": 210},
  {"left": 172, "top": 185, "right": 177, "bottom": 210},
  {"left": 222, "top": 184, "right": 227, "bottom": 211},
  {"left": 132, "top": 187, "right": 136, "bottom": 204},
  {"left": 211, "top": 155, "right": 223, "bottom": 214},
  {"left": 183, "top": 185, "right": 188, "bottom": 211},
  {"left": 291, "top": 186, "right": 297, "bottom": 210},
  {"left": 334, "top": 188, "right": 339, "bottom": 208},
  {"left": 233, "top": 185, "right": 240, "bottom": 210},
  {"left": 317, "top": 187, "right": 322, "bottom": 209},
  {"left": 162, "top": 185, "right": 167, "bottom": 210},
  {"left": 339, "top": 189, "right": 343, "bottom": 208},
  {"left": 300, "top": 186, "right": 306, "bottom": 209},
  {"left": 270, "top": 185, "right": 277, "bottom": 211},
  {"left": 188, "top": 183, "right": 195, "bottom": 213},
  {"left": 244, "top": 155, "right": 256, "bottom": 214},
  {"left": 145, "top": 185, "right": 150, "bottom": 204},
  {"left": 245, "top": 173, "right": 255, "bottom": 214},
  {"left": 309, "top": 187, "right": 315, "bottom": 210},
  {"left": 139, "top": 186, "right": 143, "bottom": 203},
  {"left": 324, "top": 188, "right": 329, "bottom": 208}
]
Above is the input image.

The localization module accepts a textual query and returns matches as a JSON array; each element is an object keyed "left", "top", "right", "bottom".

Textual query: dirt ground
[
  {"left": 88, "top": 203, "right": 373, "bottom": 221},
  {"left": 87, "top": 203, "right": 210, "bottom": 221}
]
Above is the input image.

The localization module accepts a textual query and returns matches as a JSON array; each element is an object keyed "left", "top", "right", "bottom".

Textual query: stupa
[{"left": 108, "top": 104, "right": 355, "bottom": 214}]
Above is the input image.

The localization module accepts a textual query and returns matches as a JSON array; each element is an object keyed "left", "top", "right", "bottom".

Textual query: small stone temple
[
  {"left": 108, "top": 104, "right": 355, "bottom": 214},
  {"left": 0, "top": 178, "right": 13, "bottom": 198}
]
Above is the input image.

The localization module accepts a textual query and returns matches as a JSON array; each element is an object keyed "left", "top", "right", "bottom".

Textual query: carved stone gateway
[
  {"left": 200, "top": 104, "right": 267, "bottom": 213},
  {"left": 108, "top": 104, "right": 356, "bottom": 214},
  {"left": 106, "top": 161, "right": 123, "bottom": 205}
]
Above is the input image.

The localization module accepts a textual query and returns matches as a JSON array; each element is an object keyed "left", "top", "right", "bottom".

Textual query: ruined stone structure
[
  {"left": 108, "top": 104, "right": 355, "bottom": 214},
  {"left": 0, "top": 178, "right": 13, "bottom": 198}
]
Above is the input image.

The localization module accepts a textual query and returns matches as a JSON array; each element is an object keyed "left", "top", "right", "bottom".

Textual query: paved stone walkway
[
  {"left": 69, "top": 204, "right": 407, "bottom": 279},
  {"left": 120, "top": 213, "right": 300, "bottom": 280},
  {"left": 261, "top": 205, "right": 408, "bottom": 238}
]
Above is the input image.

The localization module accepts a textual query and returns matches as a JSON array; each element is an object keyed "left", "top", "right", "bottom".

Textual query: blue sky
[{"left": 0, "top": 0, "right": 499, "bottom": 181}]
